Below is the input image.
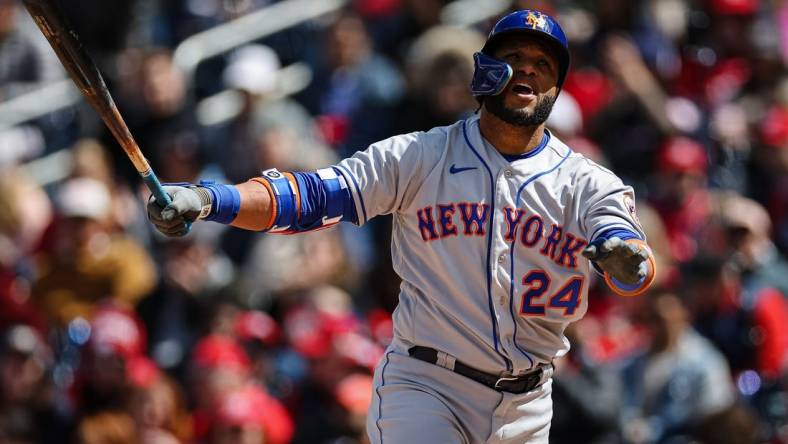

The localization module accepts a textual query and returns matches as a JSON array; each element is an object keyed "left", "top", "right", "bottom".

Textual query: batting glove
[
  {"left": 147, "top": 185, "right": 211, "bottom": 237},
  {"left": 582, "top": 237, "right": 649, "bottom": 285}
]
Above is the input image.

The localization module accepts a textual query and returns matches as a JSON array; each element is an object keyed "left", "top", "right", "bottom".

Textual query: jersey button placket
[
  {"left": 497, "top": 170, "right": 512, "bottom": 307},
  {"left": 493, "top": 166, "right": 517, "bottom": 363},
  {"left": 497, "top": 166, "right": 521, "bottom": 364},
  {"left": 497, "top": 258, "right": 509, "bottom": 316},
  {"left": 497, "top": 254, "right": 506, "bottom": 306}
]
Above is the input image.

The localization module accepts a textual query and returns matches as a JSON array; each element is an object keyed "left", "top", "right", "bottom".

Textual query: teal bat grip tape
[{"left": 142, "top": 169, "right": 192, "bottom": 233}]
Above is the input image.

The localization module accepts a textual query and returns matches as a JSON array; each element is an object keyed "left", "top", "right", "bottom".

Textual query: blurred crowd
[{"left": 0, "top": 0, "right": 786, "bottom": 443}]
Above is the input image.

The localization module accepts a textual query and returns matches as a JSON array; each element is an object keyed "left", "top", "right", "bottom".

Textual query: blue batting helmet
[{"left": 470, "top": 10, "right": 570, "bottom": 97}]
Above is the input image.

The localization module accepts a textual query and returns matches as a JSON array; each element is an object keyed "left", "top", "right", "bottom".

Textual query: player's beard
[{"left": 484, "top": 92, "right": 556, "bottom": 127}]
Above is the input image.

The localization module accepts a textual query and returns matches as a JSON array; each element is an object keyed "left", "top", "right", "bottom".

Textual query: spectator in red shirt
[{"left": 649, "top": 137, "right": 713, "bottom": 263}]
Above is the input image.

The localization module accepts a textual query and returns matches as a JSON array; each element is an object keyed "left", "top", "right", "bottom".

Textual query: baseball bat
[{"left": 21, "top": 0, "right": 172, "bottom": 208}]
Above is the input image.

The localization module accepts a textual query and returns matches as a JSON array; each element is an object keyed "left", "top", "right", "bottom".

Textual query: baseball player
[{"left": 148, "top": 9, "right": 656, "bottom": 443}]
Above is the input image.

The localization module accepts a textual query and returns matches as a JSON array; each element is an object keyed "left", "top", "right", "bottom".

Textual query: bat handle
[
  {"left": 141, "top": 169, "right": 193, "bottom": 233},
  {"left": 141, "top": 168, "right": 172, "bottom": 207}
]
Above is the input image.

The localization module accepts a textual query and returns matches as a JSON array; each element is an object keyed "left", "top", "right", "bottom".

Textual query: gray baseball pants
[{"left": 367, "top": 346, "right": 553, "bottom": 444}]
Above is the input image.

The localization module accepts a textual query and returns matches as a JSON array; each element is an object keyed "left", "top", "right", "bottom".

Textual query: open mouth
[{"left": 511, "top": 84, "right": 534, "bottom": 96}]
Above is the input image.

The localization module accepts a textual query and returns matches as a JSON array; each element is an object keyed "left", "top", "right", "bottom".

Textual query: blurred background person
[
  {"left": 619, "top": 287, "right": 736, "bottom": 444},
  {"left": 208, "top": 383, "right": 293, "bottom": 444},
  {"left": 296, "top": 9, "right": 404, "bottom": 155},
  {"left": 137, "top": 229, "right": 235, "bottom": 378},
  {"left": 208, "top": 43, "right": 333, "bottom": 183},
  {"left": 0, "top": 324, "right": 68, "bottom": 443},
  {"left": 713, "top": 193, "right": 788, "bottom": 296},
  {"left": 67, "top": 137, "right": 154, "bottom": 249},
  {"left": 72, "top": 306, "right": 149, "bottom": 416},
  {"left": 97, "top": 48, "right": 206, "bottom": 186},
  {"left": 683, "top": 255, "right": 788, "bottom": 440},
  {"left": 329, "top": 373, "right": 374, "bottom": 444},
  {"left": 0, "top": 0, "right": 63, "bottom": 163},
  {"left": 30, "top": 177, "right": 156, "bottom": 328},
  {"left": 550, "top": 323, "right": 622, "bottom": 444},
  {"left": 128, "top": 356, "right": 192, "bottom": 443},
  {"left": 0, "top": 168, "right": 51, "bottom": 331},
  {"left": 76, "top": 411, "right": 138, "bottom": 444},
  {"left": 187, "top": 333, "right": 293, "bottom": 443},
  {"left": 683, "top": 256, "right": 788, "bottom": 379},
  {"left": 394, "top": 25, "right": 484, "bottom": 133},
  {"left": 647, "top": 137, "right": 712, "bottom": 264},
  {"left": 0, "top": 0, "right": 62, "bottom": 100},
  {"left": 754, "top": 104, "right": 788, "bottom": 253}
]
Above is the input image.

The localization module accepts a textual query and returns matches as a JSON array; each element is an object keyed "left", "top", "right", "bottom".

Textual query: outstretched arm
[
  {"left": 147, "top": 168, "right": 356, "bottom": 236},
  {"left": 232, "top": 180, "right": 275, "bottom": 230},
  {"left": 147, "top": 179, "right": 273, "bottom": 236}
]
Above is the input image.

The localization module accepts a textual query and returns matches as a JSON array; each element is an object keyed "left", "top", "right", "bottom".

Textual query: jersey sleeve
[
  {"left": 578, "top": 164, "right": 646, "bottom": 242},
  {"left": 334, "top": 131, "right": 442, "bottom": 226},
  {"left": 577, "top": 162, "right": 656, "bottom": 296}
]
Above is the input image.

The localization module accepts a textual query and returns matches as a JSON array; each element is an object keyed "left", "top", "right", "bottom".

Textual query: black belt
[{"left": 408, "top": 346, "right": 547, "bottom": 394}]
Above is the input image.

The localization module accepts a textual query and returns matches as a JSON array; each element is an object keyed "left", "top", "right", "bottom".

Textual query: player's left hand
[
  {"left": 582, "top": 237, "right": 648, "bottom": 285},
  {"left": 147, "top": 185, "right": 203, "bottom": 237}
]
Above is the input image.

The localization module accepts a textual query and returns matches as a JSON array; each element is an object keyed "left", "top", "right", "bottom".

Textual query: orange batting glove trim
[{"left": 604, "top": 239, "right": 656, "bottom": 297}]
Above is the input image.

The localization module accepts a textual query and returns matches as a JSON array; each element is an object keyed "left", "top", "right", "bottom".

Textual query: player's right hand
[{"left": 147, "top": 186, "right": 202, "bottom": 237}]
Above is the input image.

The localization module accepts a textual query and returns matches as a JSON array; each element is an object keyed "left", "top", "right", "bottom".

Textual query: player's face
[{"left": 485, "top": 35, "right": 559, "bottom": 127}]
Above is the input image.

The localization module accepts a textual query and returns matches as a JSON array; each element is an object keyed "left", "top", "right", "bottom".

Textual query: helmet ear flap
[{"left": 470, "top": 52, "right": 513, "bottom": 97}]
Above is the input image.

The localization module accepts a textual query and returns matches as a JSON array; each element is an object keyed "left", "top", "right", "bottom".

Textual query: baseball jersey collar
[
  {"left": 499, "top": 129, "right": 551, "bottom": 162},
  {"left": 469, "top": 114, "right": 553, "bottom": 164}
]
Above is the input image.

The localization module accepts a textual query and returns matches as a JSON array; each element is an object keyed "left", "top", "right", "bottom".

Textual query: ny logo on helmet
[{"left": 525, "top": 11, "right": 547, "bottom": 30}]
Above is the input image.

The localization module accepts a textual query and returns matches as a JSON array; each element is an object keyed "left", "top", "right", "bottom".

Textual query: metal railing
[
  {"left": 0, "top": 79, "right": 78, "bottom": 130},
  {"left": 20, "top": 146, "right": 73, "bottom": 186},
  {"left": 9, "top": 0, "right": 510, "bottom": 183},
  {"left": 174, "top": 0, "right": 348, "bottom": 82},
  {"left": 1, "top": 0, "right": 509, "bottom": 131},
  {"left": 196, "top": 62, "right": 312, "bottom": 126},
  {"left": 0, "top": 0, "right": 348, "bottom": 131}
]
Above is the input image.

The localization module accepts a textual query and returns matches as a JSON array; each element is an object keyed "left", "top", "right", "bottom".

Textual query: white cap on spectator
[
  {"left": 407, "top": 26, "right": 485, "bottom": 92},
  {"left": 56, "top": 177, "right": 110, "bottom": 220},
  {"left": 719, "top": 194, "right": 772, "bottom": 237},
  {"left": 223, "top": 44, "right": 281, "bottom": 95}
]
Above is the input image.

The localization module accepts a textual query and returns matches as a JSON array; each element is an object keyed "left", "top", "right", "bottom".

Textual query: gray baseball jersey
[{"left": 333, "top": 114, "right": 644, "bottom": 376}]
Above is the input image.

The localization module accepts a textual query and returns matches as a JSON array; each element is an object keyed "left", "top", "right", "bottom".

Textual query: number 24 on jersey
[{"left": 520, "top": 270, "right": 583, "bottom": 317}]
